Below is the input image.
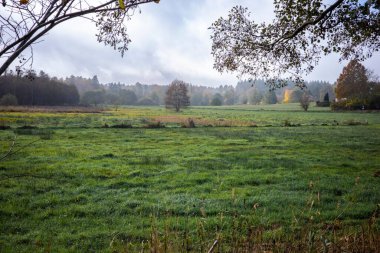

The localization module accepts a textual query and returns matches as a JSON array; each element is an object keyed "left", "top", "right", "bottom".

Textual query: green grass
[{"left": 0, "top": 104, "right": 379, "bottom": 252}]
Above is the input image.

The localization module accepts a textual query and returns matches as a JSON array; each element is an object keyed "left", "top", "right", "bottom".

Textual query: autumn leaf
[
  {"left": 153, "top": 0, "right": 160, "bottom": 3},
  {"left": 118, "top": 0, "right": 125, "bottom": 10},
  {"left": 20, "top": 0, "right": 28, "bottom": 4}
]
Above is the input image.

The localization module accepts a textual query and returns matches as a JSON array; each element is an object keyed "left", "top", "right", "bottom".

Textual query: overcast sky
[{"left": 28, "top": 0, "right": 380, "bottom": 86}]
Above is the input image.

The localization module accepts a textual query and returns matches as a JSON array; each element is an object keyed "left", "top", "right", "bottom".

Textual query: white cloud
[{"left": 20, "top": 0, "right": 380, "bottom": 87}]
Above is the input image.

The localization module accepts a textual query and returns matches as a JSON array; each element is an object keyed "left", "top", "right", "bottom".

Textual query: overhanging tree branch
[
  {"left": 0, "top": 0, "right": 160, "bottom": 75},
  {"left": 210, "top": 0, "right": 380, "bottom": 89},
  {"left": 273, "top": 0, "right": 344, "bottom": 46}
]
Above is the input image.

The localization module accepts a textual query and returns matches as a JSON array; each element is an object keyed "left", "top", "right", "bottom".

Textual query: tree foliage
[
  {"left": 119, "top": 90, "right": 138, "bottom": 105},
  {"left": 137, "top": 97, "right": 157, "bottom": 106},
  {"left": 0, "top": 71, "right": 79, "bottom": 105},
  {"left": 0, "top": 0, "right": 160, "bottom": 75},
  {"left": 210, "top": 0, "right": 380, "bottom": 89},
  {"left": 211, "top": 93, "right": 223, "bottom": 106},
  {"left": 335, "top": 60, "right": 370, "bottom": 100},
  {"left": 262, "top": 91, "right": 278, "bottom": 104},
  {"left": 81, "top": 90, "right": 106, "bottom": 106},
  {"left": 0, "top": 93, "right": 18, "bottom": 106},
  {"left": 165, "top": 80, "right": 190, "bottom": 112},
  {"left": 283, "top": 89, "right": 303, "bottom": 103},
  {"left": 248, "top": 88, "right": 263, "bottom": 105},
  {"left": 300, "top": 92, "right": 311, "bottom": 111},
  {"left": 323, "top": 92, "right": 330, "bottom": 102}
]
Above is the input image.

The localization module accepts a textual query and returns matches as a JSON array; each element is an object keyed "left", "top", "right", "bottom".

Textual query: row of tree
[
  {"left": 0, "top": 70, "right": 338, "bottom": 107},
  {"left": 71, "top": 78, "right": 335, "bottom": 107},
  {"left": 2, "top": 60, "right": 376, "bottom": 109},
  {"left": 0, "top": 71, "right": 79, "bottom": 106}
]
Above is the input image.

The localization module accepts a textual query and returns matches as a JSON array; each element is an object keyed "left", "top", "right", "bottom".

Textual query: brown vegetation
[{"left": 0, "top": 106, "right": 102, "bottom": 113}]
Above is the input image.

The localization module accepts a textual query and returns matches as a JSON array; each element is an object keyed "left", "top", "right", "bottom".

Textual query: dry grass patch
[
  {"left": 0, "top": 106, "right": 102, "bottom": 113},
  {"left": 153, "top": 115, "right": 256, "bottom": 127}
]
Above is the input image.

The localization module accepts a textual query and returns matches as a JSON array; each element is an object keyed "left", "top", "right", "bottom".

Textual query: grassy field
[{"left": 0, "top": 104, "right": 379, "bottom": 252}]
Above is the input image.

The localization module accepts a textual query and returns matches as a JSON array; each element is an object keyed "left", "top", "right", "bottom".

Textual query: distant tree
[
  {"left": 150, "top": 92, "right": 161, "bottom": 105},
  {"left": 202, "top": 93, "right": 211, "bottom": 106},
  {"left": 238, "top": 94, "right": 248, "bottom": 105},
  {"left": 0, "top": 71, "right": 79, "bottom": 105},
  {"left": 91, "top": 75, "right": 101, "bottom": 89},
  {"left": 306, "top": 81, "right": 334, "bottom": 101},
  {"left": 323, "top": 92, "right": 330, "bottom": 102},
  {"left": 105, "top": 93, "right": 120, "bottom": 105},
  {"left": 211, "top": 93, "right": 223, "bottom": 106},
  {"left": 165, "top": 80, "right": 190, "bottom": 112},
  {"left": 223, "top": 89, "right": 235, "bottom": 105},
  {"left": 39, "top": 70, "right": 49, "bottom": 79},
  {"left": 210, "top": 1, "right": 380, "bottom": 89},
  {"left": 369, "top": 82, "right": 380, "bottom": 109},
  {"left": 335, "top": 60, "right": 370, "bottom": 101},
  {"left": 316, "top": 91, "right": 331, "bottom": 107},
  {"left": 66, "top": 75, "right": 102, "bottom": 95},
  {"left": 300, "top": 92, "right": 311, "bottom": 111},
  {"left": 262, "top": 91, "right": 278, "bottom": 104},
  {"left": 134, "top": 82, "right": 144, "bottom": 98},
  {"left": 81, "top": 90, "right": 105, "bottom": 106},
  {"left": 190, "top": 92, "right": 203, "bottom": 106},
  {"left": 283, "top": 89, "right": 303, "bottom": 103},
  {"left": 319, "top": 85, "right": 335, "bottom": 102},
  {"left": 0, "top": 93, "right": 18, "bottom": 106},
  {"left": 137, "top": 97, "right": 157, "bottom": 106},
  {"left": 119, "top": 90, "right": 137, "bottom": 105},
  {"left": 248, "top": 88, "right": 263, "bottom": 105}
]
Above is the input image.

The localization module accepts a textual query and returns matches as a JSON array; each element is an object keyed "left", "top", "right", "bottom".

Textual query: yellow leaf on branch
[{"left": 118, "top": 0, "right": 125, "bottom": 10}]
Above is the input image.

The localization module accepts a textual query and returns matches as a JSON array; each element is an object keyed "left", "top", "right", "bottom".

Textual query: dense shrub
[
  {"left": 316, "top": 101, "right": 330, "bottom": 107},
  {"left": 137, "top": 97, "right": 157, "bottom": 106},
  {"left": 211, "top": 97, "right": 222, "bottom": 106},
  {"left": 181, "top": 118, "right": 196, "bottom": 128},
  {"left": 144, "top": 121, "right": 165, "bottom": 128},
  {"left": 0, "top": 93, "right": 18, "bottom": 106},
  {"left": 299, "top": 93, "right": 310, "bottom": 111},
  {"left": 331, "top": 98, "right": 372, "bottom": 110}
]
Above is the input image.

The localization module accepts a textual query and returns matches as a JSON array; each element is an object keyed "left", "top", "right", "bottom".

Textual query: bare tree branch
[
  {"left": 0, "top": 136, "right": 40, "bottom": 161},
  {"left": 273, "top": 0, "right": 344, "bottom": 46},
  {"left": 210, "top": 0, "right": 380, "bottom": 89},
  {"left": 0, "top": 0, "right": 160, "bottom": 75},
  {"left": 0, "top": 135, "right": 16, "bottom": 161}
]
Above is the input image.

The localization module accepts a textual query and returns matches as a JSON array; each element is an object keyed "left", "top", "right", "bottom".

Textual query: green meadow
[{"left": 0, "top": 104, "right": 379, "bottom": 252}]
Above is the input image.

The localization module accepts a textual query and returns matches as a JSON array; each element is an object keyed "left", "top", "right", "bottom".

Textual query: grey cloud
[{"left": 25, "top": 0, "right": 380, "bottom": 87}]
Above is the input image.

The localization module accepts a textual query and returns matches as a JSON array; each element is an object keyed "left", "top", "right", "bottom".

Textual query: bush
[
  {"left": 300, "top": 93, "right": 310, "bottom": 111},
  {"left": 211, "top": 97, "right": 222, "bottom": 106},
  {"left": 181, "top": 118, "right": 196, "bottom": 128},
  {"left": 343, "top": 119, "right": 368, "bottom": 126},
  {"left": 331, "top": 98, "right": 370, "bottom": 110},
  {"left": 0, "top": 94, "right": 18, "bottom": 106},
  {"left": 369, "top": 94, "right": 380, "bottom": 109},
  {"left": 110, "top": 123, "right": 133, "bottom": 128},
  {"left": 144, "top": 121, "right": 165, "bottom": 128},
  {"left": 316, "top": 101, "right": 330, "bottom": 107},
  {"left": 137, "top": 97, "right": 157, "bottom": 106}
]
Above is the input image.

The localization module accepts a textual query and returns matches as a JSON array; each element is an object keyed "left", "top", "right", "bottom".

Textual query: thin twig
[
  {"left": 207, "top": 239, "right": 218, "bottom": 253},
  {"left": 0, "top": 135, "right": 16, "bottom": 160},
  {"left": 0, "top": 137, "right": 40, "bottom": 161}
]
